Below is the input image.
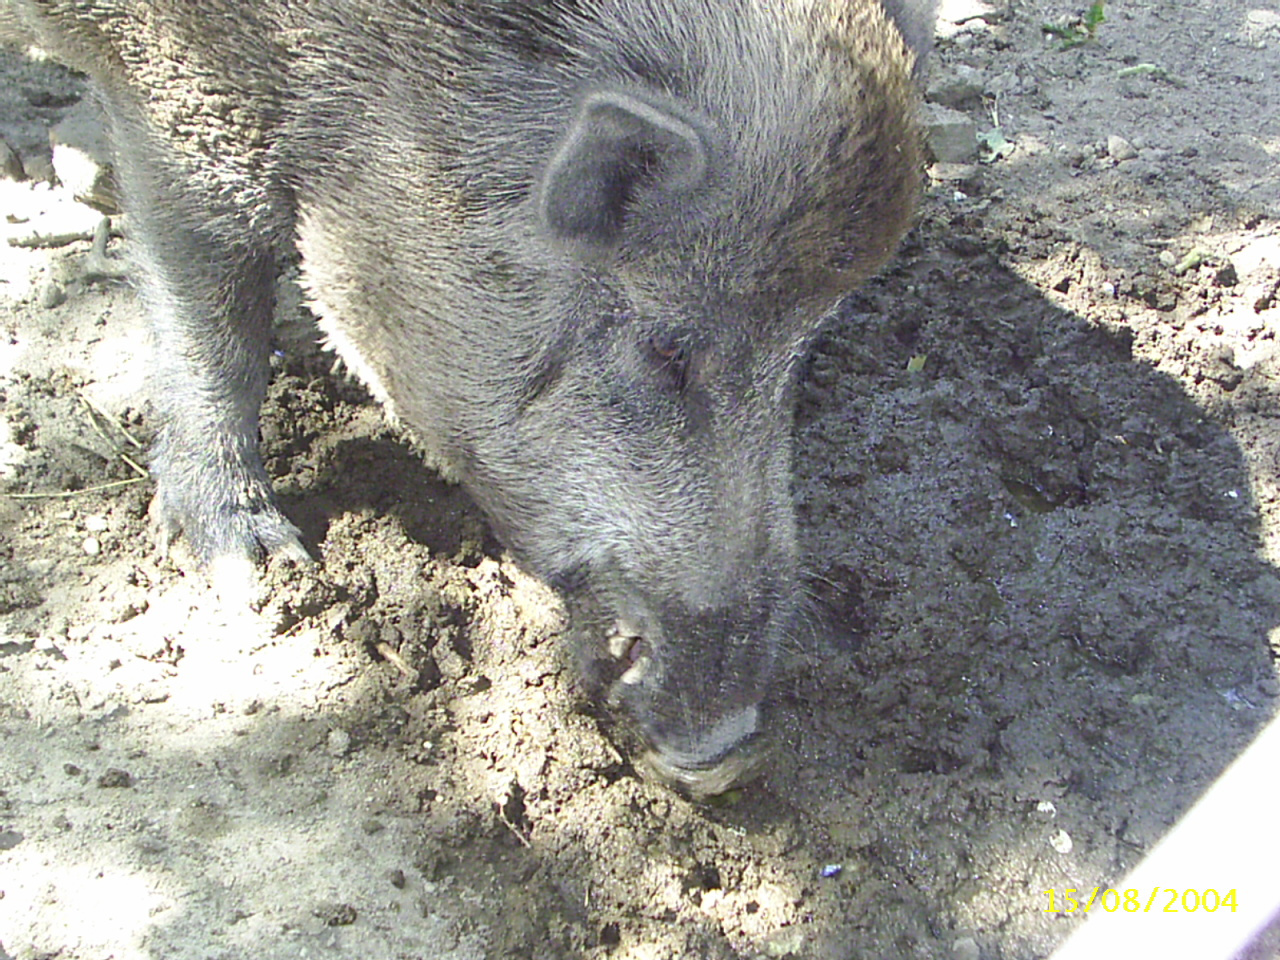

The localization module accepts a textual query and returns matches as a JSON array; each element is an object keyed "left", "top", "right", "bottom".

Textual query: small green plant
[{"left": 1043, "top": 1, "right": 1106, "bottom": 49}]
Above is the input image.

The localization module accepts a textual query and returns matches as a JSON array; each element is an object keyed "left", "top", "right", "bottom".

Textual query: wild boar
[{"left": 6, "top": 0, "right": 934, "bottom": 795}]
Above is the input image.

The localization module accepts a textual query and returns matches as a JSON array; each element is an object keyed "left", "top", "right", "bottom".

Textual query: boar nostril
[
  {"left": 606, "top": 620, "right": 650, "bottom": 684},
  {"left": 606, "top": 619, "right": 645, "bottom": 660},
  {"left": 618, "top": 650, "right": 652, "bottom": 685}
]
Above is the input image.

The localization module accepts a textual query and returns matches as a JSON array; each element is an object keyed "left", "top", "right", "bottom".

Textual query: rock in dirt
[
  {"left": 96, "top": 767, "right": 132, "bottom": 788},
  {"left": 50, "top": 97, "right": 118, "bottom": 213},
  {"left": 313, "top": 902, "right": 358, "bottom": 927},
  {"left": 0, "top": 138, "right": 24, "bottom": 180},
  {"left": 927, "top": 63, "right": 985, "bottom": 106},
  {"left": 923, "top": 102, "right": 978, "bottom": 162},
  {"left": 1106, "top": 135, "right": 1138, "bottom": 161}
]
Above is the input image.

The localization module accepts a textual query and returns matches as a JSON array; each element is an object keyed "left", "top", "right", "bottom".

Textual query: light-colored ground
[{"left": 2, "top": 2, "right": 1279, "bottom": 958}]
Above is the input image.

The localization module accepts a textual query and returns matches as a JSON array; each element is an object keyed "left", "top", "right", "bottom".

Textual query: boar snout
[{"left": 565, "top": 565, "right": 795, "bottom": 798}]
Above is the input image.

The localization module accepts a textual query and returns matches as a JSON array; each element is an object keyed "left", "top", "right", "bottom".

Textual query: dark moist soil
[{"left": 2, "top": 2, "right": 1279, "bottom": 959}]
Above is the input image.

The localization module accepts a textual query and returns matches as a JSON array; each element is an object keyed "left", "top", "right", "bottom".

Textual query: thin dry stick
[
  {"left": 8, "top": 228, "right": 99, "bottom": 249},
  {"left": 5, "top": 394, "right": 149, "bottom": 500},
  {"left": 81, "top": 217, "right": 130, "bottom": 281},
  {"left": 120, "top": 452, "right": 148, "bottom": 478},
  {"left": 374, "top": 641, "right": 418, "bottom": 680},
  {"left": 7, "top": 477, "right": 145, "bottom": 500},
  {"left": 497, "top": 805, "right": 532, "bottom": 849},
  {"left": 74, "top": 393, "right": 148, "bottom": 480},
  {"left": 77, "top": 391, "right": 144, "bottom": 449},
  {"left": 6, "top": 216, "right": 125, "bottom": 250}
]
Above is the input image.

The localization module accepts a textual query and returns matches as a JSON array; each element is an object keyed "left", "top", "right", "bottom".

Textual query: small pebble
[
  {"left": 0, "top": 830, "right": 24, "bottom": 851},
  {"left": 84, "top": 514, "right": 109, "bottom": 533},
  {"left": 953, "top": 936, "right": 981, "bottom": 960},
  {"left": 1106, "top": 135, "right": 1137, "bottom": 161},
  {"left": 761, "top": 927, "right": 805, "bottom": 957},
  {"left": 326, "top": 728, "right": 351, "bottom": 758},
  {"left": 313, "top": 902, "right": 358, "bottom": 927},
  {"left": 28, "top": 557, "right": 57, "bottom": 576},
  {"left": 39, "top": 280, "right": 66, "bottom": 309},
  {"left": 1050, "top": 829, "right": 1073, "bottom": 854},
  {"left": 96, "top": 768, "right": 133, "bottom": 788},
  {"left": 82, "top": 537, "right": 101, "bottom": 556},
  {"left": 820, "top": 864, "right": 843, "bottom": 878}
]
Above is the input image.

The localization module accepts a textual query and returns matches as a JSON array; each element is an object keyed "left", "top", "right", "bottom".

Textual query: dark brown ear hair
[{"left": 539, "top": 90, "right": 709, "bottom": 250}]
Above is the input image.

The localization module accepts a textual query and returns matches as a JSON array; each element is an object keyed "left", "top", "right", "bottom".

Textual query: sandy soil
[{"left": 2, "top": 1, "right": 1278, "bottom": 958}]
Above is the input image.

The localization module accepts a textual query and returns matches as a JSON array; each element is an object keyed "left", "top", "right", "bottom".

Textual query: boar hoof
[{"left": 150, "top": 486, "right": 312, "bottom": 572}]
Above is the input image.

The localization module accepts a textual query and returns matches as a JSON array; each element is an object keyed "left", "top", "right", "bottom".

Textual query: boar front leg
[{"left": 117, "top": 139, "right": 309, "bottom": 574}]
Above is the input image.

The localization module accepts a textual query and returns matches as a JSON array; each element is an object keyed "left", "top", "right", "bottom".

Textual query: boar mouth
[
  {"left": 639, "top": 733, "right": 773, "bottom": 801},
  {"left": 604, "top": 617, "right": 773, "bottom": 799}
]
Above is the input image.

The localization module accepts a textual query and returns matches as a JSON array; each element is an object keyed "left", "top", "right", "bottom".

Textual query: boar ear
[
  {"left": 878, "top": 0, "right": 937, "bottom": 73},
  {"left": 539, "top": 90, "right": 709, "bottom": 248}
]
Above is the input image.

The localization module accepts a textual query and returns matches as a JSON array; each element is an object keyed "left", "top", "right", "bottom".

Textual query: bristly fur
[{"left": 7, "top": 0, "right": 936, "bottom": 780}]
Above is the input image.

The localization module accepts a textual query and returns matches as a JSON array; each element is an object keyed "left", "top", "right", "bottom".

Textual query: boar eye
[{"left": 643, "top": 334, "right": 692, "bottom": 393}]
